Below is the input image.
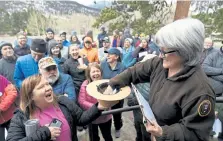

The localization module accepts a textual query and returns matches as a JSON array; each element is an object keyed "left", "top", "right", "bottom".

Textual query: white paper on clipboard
[{"left": 131, "top": 83, "right": 156, "bottom": 123}]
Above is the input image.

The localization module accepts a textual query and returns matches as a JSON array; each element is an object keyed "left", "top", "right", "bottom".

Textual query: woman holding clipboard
[{"left": 103, "top": 18, "right": 215, "bottom": 141}]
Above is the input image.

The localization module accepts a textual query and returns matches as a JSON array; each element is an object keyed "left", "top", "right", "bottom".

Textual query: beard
[{"left": 46, "top": 70, "right": 60, "bottom": 84}]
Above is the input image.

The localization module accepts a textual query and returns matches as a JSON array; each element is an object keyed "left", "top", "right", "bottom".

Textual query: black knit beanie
[
  {"left": 31, "top": 39, "right": 47, "bottom": 53},
  {"left": 0, "top": 42, "right": 13, "bottom": 55}
]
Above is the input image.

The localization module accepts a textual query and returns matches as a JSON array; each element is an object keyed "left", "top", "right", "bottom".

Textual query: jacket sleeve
[
  {"left": 14, "top": 60, "right": 25, "bottom": 88},
  {"left": 64, "top": 75, "right": 76, "bottom": 101},
  {"left": 6, "top": 116, "right": 51, "bottom": 141},
  {"left": 132, "top": 47, "right": 141, "bottom": 58},
  {"left": 211, "top": 75, "right": 223, "bottom": 82},
  {"left": 159, "top": 95, "right": 215, "bottom": 141},
  {"left": 126, "top": 58, "right": 137, "bottom": 68},
  {"left": 63, "top": 62, "right": 69, "bottom": 74},
  {"left": 0, "top": 84, "right": 17, "bottom": 111},
  {"left": 202, "top": 54, "right": 223, "bottom": 76},
  {"left": 109, "top": 57, "right": 159, "bottom": 88},
  {"left": 72, "top": 102, "right": 102, "bottom": 126},
  {"left": 95, "top": 52, "right": 99, "bottom": 63},
  {"left": 78, "top": 82, "right": 95, "bottom": 110}
]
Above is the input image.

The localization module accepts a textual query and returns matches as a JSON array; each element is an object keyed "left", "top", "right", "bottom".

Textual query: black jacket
[
  {"left": 63, "top": 57, "right": 88, "bottom": 94},
  {"left": 6, "top": 96, "right": 102, "bottom": 141},
  {"left": 109, "top": 57, "right": 215, "bottom": 141},
  {"left": 0, "top": 56, "right": 17, "bottom": 84}
]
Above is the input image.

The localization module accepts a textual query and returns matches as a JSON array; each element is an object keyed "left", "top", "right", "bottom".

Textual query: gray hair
[{"left": 155, "top": 18, "right": 205, "bottom": 66}]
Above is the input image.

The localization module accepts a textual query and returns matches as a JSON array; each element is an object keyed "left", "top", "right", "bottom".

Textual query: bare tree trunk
[{"left": 174, "top": 0, "right": 191, "bottom": 21}]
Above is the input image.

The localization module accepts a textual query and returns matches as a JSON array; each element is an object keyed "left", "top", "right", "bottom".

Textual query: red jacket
[{"left": 0, "top": 75, "right": 17, "bottom": 124}]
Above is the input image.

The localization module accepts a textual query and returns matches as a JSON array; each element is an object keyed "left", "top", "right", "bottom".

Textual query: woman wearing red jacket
[{"left": 0, "top": 75, "right": 18, "bottom": 141}]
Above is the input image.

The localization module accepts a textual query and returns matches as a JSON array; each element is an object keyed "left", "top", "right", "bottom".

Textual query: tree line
[
  {"left": 93, "top": 0, "right": 223, "bottom": 37},
  {"left": 0, "top": 8, "right": 56, "bottom": 35}
]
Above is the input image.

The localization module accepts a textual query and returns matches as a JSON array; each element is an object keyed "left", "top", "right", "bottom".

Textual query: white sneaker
[
  {"left": 77, "top": 130, "right": 86, "bottom": 137},
  {"left": 115, "top": 130, "right": 121, "bottom": 138}
]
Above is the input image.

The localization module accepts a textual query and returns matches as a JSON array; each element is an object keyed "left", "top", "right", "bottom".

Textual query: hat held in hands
[{"left": 86, "top": 79, "right": 131, "bottom": 107}]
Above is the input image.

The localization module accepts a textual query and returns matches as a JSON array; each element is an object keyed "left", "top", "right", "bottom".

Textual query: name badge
[{"left": 139, "top": 51, "right": 148, "bottom": 58}]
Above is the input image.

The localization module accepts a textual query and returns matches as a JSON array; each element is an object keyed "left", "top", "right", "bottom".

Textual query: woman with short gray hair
[
  {"left": 104, "top": 18, "right": 215, "bottom": 141},
  {"left": 155, "top": 18, "right": 204, "bottom": 67}
]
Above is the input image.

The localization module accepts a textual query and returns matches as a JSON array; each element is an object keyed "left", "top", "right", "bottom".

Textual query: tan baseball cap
[{"left": 38, "top": 57, "right": 57, "bottom": 69}]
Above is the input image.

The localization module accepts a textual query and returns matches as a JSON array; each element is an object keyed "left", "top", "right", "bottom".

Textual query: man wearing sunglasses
[{"left": 38, "top": 57, "right": 76, "bottom": 101}]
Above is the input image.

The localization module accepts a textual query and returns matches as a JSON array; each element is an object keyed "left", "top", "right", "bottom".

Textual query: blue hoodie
[{"left": 122, "top": 46, "right": 136, "bottom": 68}]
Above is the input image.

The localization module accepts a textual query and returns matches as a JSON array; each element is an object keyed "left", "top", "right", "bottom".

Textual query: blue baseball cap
[{"left": 104, "top": 48, "right": 121, "bottom": 56}]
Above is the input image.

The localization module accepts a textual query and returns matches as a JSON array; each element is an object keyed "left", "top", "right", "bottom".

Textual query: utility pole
[{"left": 174, "top": 0, "right": 191, "bottom": 21}]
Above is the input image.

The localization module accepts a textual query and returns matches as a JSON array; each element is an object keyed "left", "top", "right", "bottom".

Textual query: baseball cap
[
  {"left": 46, "top": 28, "right": 54, "bottom": 34},
  {"left": 38, "top": 57, "right": 57, "bottom": 70},
  {"left": 104, "top": 48, "right": 121, "bottom": 56},
  {"left": 102, "top": 37, "right": 110, "bottom": 43}
]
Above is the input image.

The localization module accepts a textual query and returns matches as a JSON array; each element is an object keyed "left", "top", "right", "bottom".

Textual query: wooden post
[{"left": 174, "top": 0, "right": 191, "bottom": 21}]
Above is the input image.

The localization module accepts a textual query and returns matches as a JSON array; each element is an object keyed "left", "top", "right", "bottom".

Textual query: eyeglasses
[
  {"left": 45, "top": 65, "right": 57, "bottom": 72},
  {"left": 159, "top": 49, "right": 177, "bottom": 57}
]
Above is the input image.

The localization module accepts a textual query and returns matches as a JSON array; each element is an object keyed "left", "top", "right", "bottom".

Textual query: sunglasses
[
  {"left": 159, "top": 49, "right": 177, "bottom": 57},
  {"left": 85, "top": 41, "right": 92, "bottom": 44},
  {"left": 45, "top": 65, "right": 57, "bottom": 71}
]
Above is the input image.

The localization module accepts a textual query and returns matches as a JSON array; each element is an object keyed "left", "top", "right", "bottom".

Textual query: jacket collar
[
  {"left": 167, "top": 65, "right": 198, "bottom": 81},
  {"left": 51, "top": 74, "right": 61, "bottom": 86},
  {"left": 203, "top": 47, "right": 214, "bottom": 52},
  {"left": 2, "top": 56, "right": 17, "bottom": 63},
  {"left": 69, "top": 56, "right": 81, "bottom": 62},
  {"left": 15, "top": 44, "right": 29, "bottom": 49},
  {"left": 107, "top": 61, "right": 122, "bottom": 71}
]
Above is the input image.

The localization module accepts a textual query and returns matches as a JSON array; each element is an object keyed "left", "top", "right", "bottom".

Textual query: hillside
[{"left": 0, "top": 0, "right": 100, "bottom": 16}]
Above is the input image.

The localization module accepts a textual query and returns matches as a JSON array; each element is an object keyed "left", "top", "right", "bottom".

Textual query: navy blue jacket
[
  {"left": 101, "top": 60, "right": 126, "bottom": 79},
  {"left": 14, "top": 44, "right": 31, "bottom": 57}
]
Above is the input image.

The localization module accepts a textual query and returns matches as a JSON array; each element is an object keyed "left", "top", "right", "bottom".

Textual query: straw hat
[{"left": 86, "top": 79, "right": 131, "bottom": 107}]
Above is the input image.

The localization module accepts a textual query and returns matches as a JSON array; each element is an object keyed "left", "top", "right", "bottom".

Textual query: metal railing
[{"left": 88, "top": 97, "right": 223, "bottom": 141}]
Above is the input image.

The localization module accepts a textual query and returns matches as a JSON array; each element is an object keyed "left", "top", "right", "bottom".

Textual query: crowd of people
[{"left": 0, "top": 17, "right": 222, "bottom": 141}]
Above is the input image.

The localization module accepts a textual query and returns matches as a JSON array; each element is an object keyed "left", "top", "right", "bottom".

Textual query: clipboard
[{"left": 131, "top": 83, "right": 156, "bottom": 124}]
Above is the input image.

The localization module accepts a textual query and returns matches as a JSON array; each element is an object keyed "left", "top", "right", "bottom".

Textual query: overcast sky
[
  {"left": 74, "top": 0, "right": 177, "bottom": 6},
  {"left": 74, "top": 0, "right": 95, "bottom": 6}
]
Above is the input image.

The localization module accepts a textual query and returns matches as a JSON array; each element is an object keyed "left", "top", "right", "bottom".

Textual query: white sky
[
  {"left": 74, "top": 0, "right": 95, "bottom": 6},
  {"left": 74, "top": 0, "right": 177, "bottom": 6}
]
